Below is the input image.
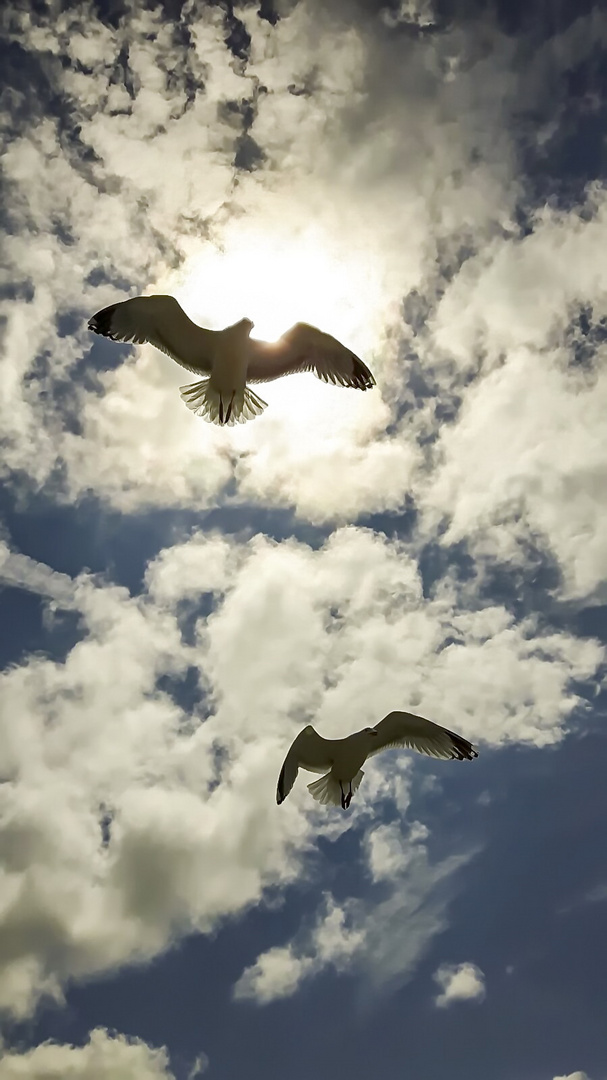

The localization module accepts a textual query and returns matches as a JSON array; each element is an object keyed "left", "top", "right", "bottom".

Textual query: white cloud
[
  {"left": 1, "top": 0, "right": 605, "bottom": 615},
  {"left": 0, "top": 542, "right": 76, "bottom": 607},
  {"left": 1, "top": 0, "right": 529, "bottom": 523},
  {"left": 2, "top": 0, "right": 607, "bottom": 1033},
  {"left": 365, "top": 820, "right": 429, "bottom": 882},
  {"left": 430, "top": 194, "right": 607, "bottom": 369},
  {"left": 420, "top": 192, "right": 607, "bottom": 600},
  {"left": 234, "top": 820, "right": 469, "bottom": 1003},
  {"left": 1, "top": 526, "right": 601, "bottom": 1016},
  {"left": 553, "top": 1073, "right": 593, "bottom": 1080},
  {"left": 233, "top": 894, "right": 366, "bottom": 1004},
  {"left": 433, "top": 961, "right": 486, "bottom": 1008},
  {"left": 0, "top": 1028, "right": 177, "bottom": 1079}
]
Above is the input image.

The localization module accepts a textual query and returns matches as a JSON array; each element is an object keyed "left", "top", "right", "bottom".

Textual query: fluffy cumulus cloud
[
  {"left": 0, "top": 0, "right": 605, "bottom": 581},
  {"left": 0, "top": 1028, "right": 179, "bottom": 1079},
  {"left": 420, "top": 193, "right": 607, "bottom": 601},
  {"left": 1, "top": 526, "right": 601, "bottom": 1016},
  {"left": 433, "top": 961, "right": 486, "bottom": 1008},
  {"left": 0, "top": 0, "right": 573, "bottom": 525},
  {"left": 2, "top": 0, "right": 607, "bottom": 1058}
]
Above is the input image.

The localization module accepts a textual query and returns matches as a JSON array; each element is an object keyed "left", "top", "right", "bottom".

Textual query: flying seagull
[
  {"left": 88, "top": 294, "right": 375, "bottom": 426},
  {"left": 276, "top": 711, "right": 478, "bottom": 810}
]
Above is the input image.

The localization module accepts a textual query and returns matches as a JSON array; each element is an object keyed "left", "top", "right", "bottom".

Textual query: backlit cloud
[{"left": 1, "top": 3, "right": 606, "bottom": 1074}]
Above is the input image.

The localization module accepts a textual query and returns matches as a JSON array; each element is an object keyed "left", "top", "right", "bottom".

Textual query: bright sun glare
[
  {"left": 166, "top": 222, "right": 387, "bottom": 353},
  {"left": 155, "top": 220, "right": 394, "bottom": 429}
]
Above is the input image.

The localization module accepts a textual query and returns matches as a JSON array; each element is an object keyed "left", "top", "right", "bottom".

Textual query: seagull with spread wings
[
  {"left": 276, "top": 711, "right": 478, "bottom": 810},
  {"left": 88, "top": 294, "right": 375, "bottom": 426}
]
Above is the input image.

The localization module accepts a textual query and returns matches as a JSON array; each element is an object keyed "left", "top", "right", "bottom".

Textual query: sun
[
  {"left": 153, "top": 217, "right": 394, "bottom": 428},
  {"left": 163, "top": 220, "right": 387, "bottom": 354}
]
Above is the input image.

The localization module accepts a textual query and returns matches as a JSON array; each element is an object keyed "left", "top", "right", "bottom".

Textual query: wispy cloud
[
  {"left": 234, "top": 824, "right": 470, "bottom": 1003},
  {"left": 0, "top": 541, "right": 76, "bottom": 607}
]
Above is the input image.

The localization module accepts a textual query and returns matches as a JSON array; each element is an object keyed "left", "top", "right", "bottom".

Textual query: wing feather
[
  {"left": 276, "top": 725, "right": 334, "bottom": 804},
  {"left": 367, "top": 711, "right": 478, "bottom": 762},
  {"left": 88, "top": 294, "right": 214, "bottom": 375},
  {"left": 247, "top": 323, "right": 375, "bottom": 390}
]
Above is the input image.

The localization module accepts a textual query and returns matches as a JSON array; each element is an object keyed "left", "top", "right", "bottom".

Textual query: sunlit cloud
[{"left": 1, "top": 0, "right": 606, "bottom": 1073}]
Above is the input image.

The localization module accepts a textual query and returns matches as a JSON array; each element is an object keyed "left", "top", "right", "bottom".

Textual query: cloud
[
  {"left": 0, "top": 541, "right": 76, "bottom": 607},
  {"left": 553, "top": 1073, "right": 593, "bottom": 1080},
  {"left": 234, "top": 819, "right": 470, "bottom": 1003},
  {"left": 2, "top": 0, "right": 605, "bottom": 623},
  {"left": 233, "top": 894, "right": 367, "bottom": 1004},
  {"left": 419, "top": 192, "right": 607, "bottom": 601},
  {"left": 187, "top": 1054, "right": 209, "bottom": 1080},
  {"left": 0, "top": 1028, "right": 177, "bottom": 1079},
  {"left": 1, "top": 526, "right": 601, "bottom": 1016},
  {"left": 1, "top": 0, "right": 532, "bottom": 524},
  {"left": 2, "top": 0, "right": 607, "bottom": 1043},
  {"left": 433, "top": 961, "right": 486, "bottom": 1007}
]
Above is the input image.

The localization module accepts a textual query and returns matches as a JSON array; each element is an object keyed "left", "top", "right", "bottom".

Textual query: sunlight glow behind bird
[
  {"left": 154, "top": 220, "right": 397, "bottom": 439},
  {"left": 167, "top": 223, "right": 389, "bottom": 350}
]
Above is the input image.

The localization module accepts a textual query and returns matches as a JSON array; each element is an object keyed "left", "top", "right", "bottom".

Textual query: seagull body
[
  {"left": 88, "top": 294, "right": 375, "bottom": 426},
  {"left": 276, "top": 711, "right": 478, "bottom": 810}
]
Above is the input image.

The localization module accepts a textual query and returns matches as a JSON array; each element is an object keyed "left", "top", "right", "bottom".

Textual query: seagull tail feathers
[
  {"left": 307, "top": 770, "right": 364, "bottom": 807},
  {"left": 179, "top": 379, "right": 267, "bottom": 426}
]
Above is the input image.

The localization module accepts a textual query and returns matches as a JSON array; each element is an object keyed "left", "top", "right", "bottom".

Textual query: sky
[{"left": 0, "top": 0, "right": 606, "bottom": 1077}]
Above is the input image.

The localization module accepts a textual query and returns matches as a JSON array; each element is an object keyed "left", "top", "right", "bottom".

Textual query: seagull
[
  {"left": 88, "top": 294, "right": 375, "bottom": 426},
  {"left": 276, "top": 711, "right": 478, "bottom": 810}
]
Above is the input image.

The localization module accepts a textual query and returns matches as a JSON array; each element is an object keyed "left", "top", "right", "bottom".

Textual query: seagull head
[
  {"left": 224, "top": 317, "right": 254, "bottom": 337},
  {"left": 366, "top": 727, "right": 379, "bottom": 738}
]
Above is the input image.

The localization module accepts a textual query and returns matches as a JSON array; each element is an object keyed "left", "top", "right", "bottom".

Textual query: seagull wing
[
  {"left": 247, "top": 323, "right": 375, "bottom": 390},
  {"left": 276, "top": 725, "right": 334, "bottom": 804},
  {"left": 88, "top": 294, "right": 214, "bottom": 375},
  {"left": 367, "top": 711, "right": 478, "bottom": 762}
]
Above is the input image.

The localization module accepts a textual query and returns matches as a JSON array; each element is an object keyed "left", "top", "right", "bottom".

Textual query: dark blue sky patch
[
  {"left": 0, "top": 586, "right": 81, "bottom": 669},
  {"left": 156, "top": 665, "right": 206, "bottom": 714},
  {"left": 354, "top": 499, "right": 417, "bottom": 541},
  {"left": 417, "top": 537, "right": 477, "bottom": 596}
]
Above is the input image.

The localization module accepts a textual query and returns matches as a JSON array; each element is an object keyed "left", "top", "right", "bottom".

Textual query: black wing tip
[
  {"left": 88, "top": 304, "right": 117, "bottom": 337},
  {"left": 276, "top": 765, "right": 286, "bottom": 804},
  {"left": 447, "top": 730, "right": 479, "bottom": 761},
  {"left": 352, "top": 355, "right": 375, "bottom": 391}
]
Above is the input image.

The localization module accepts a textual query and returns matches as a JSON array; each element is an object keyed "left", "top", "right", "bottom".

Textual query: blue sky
[{"left": 1, "top": 1, "right": 606, "bottom": 1079}]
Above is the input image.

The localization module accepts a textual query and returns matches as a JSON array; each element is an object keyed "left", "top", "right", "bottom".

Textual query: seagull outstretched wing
[
  {"left": 276, "top": 725, "right": 333, "bottom": 804},
  {"left": 367, "top": 711, "right": 478, "bottom": 762},
  {"left": 247, "top": 323, "right": 375, "bottom": 390},
  {"left": 88, "top": 294, "right": 214, "bottom": 375}
]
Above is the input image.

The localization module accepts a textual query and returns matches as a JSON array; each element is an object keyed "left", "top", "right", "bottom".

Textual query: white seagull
[
  {"left": 276, "top": 711, "right": 478, "bottom": 810},
  {"left": 88, "top": 294, "right": 375, "bottom": 426}
]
